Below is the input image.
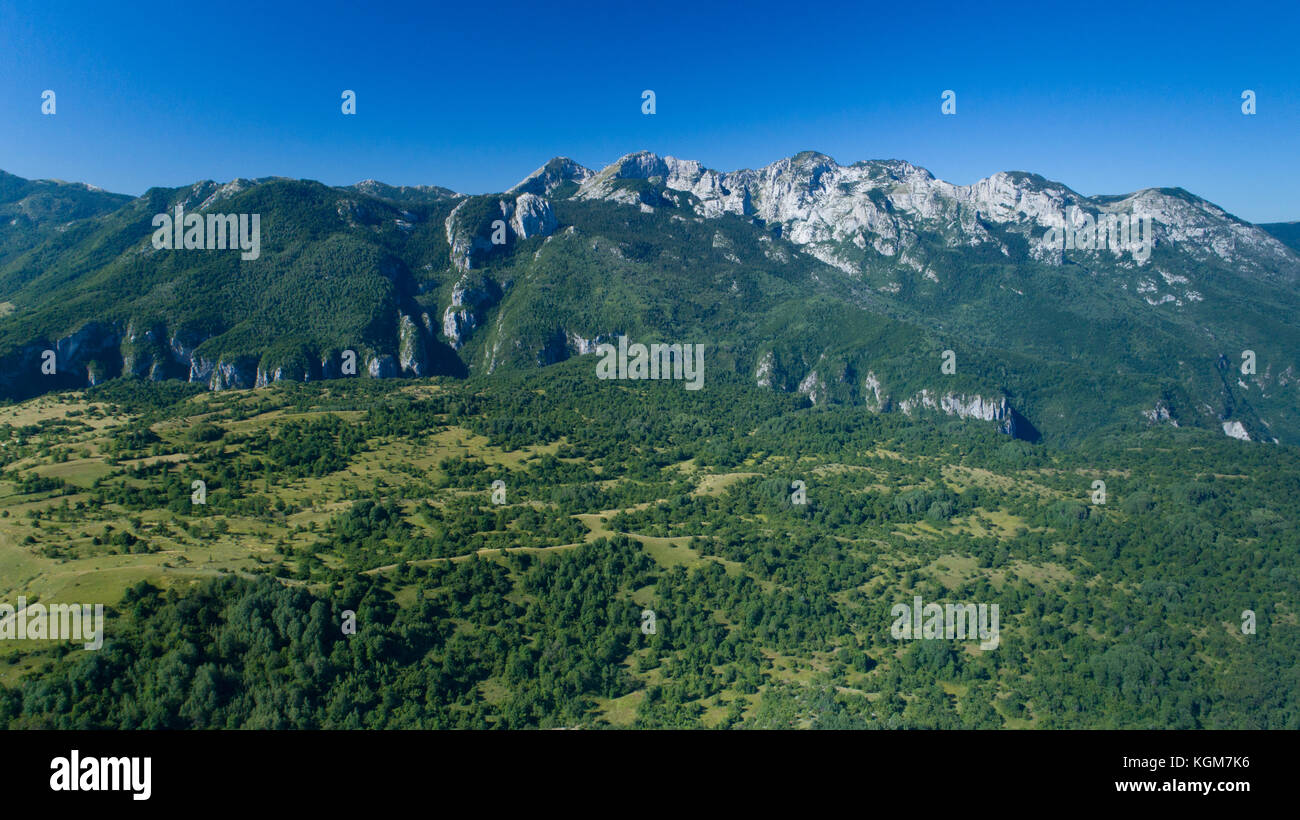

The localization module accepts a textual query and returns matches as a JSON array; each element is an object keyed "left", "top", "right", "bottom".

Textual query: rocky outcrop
[
  {"left": 255, "top": 347, "right": 315, "bottom": 386},
  {"left": 0, "top": 305, "right": 456, "bottom": 398},
  {"left": 397, "top": 313, "right": 429, "bottom": 376},
  {"left": 1142, "top": 402, "right": 1179, "bottom": 426},
  {"left": 445, "top": 199, "right": 500, "bottom": 272},
  {"left": 55, "top": 322, "right": 121, "bottom": 379},
  {"left": 863, "top": 371, "right": 885, "bottom": 410},
  {"left": 1222, "top": 420, "right": 1251, "bottom": 441},
  {"left": 535, "top": 329, "right": 616, "bottom": 365},
  {"left": 441, "top": 275, "right": 501, "bottom": 349},
  {"left": 797, "top": 370, "right": 825, "bottom": 404},
  {"left": 897, "top": 389, "right": 1013, "bottom": 426},
  {"left": 121, "top": 322, "right": 164, "bottom": 380},
  {"left": 189, "top": 355, "right": 215, "bottom": 385},
  {"left": 567, "top": 331, "right": 609, "bottom": 356},
  {"left": 256, "top": 365, "right": 292, "bottom": 387},
  {"left": 510, "top": 193, "right": 557, "bottom": 239},
  {"left": 442, "top": 306, "right": 477, "bottom": 349},
  {"left": 749, "top": 353, "right": 1027, "bottom": 437},
  {"left": 0, "top": 322, "right": 127, "bottom": 399},
  {"left": 856, "top": 377, "right": 1022, "bottom": 436},
  {"left": 938, "top": 393, "right": 1012, "bottom": 423},
  {"left": 366, "top": 353, "right": 398, "bottom": 378},
  {"left": 445, "top": 193, "right": 559, "bottom": 271},
  {"left": 209, "top": 356, "right": 257, "bottom": 390}
]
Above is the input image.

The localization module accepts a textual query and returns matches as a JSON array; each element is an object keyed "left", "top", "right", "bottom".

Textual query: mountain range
[{"left": 1, "top": 153, "right": 1297, "bottom": 446}]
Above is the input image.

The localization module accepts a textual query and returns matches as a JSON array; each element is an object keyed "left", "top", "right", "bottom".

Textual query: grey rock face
[
  {"left": 897, "top": 389, "right": 1011, "bottom": 422},
  {"left": 190, "top": 355, "right": 216, "bottom": 385},
  {"left": 210, "top": 357, "right": 257, "bottom": 390},
  {"left": 445, "top": 192, "right": 559, "bottom": 272},
  {"left": 567, "top": 331, "right": 612, "bottom": 356},
  {"left": 1142, "top": 402, "right": 1179, "bottom": 426},
  {"left": 55, "top": 322, "right": 120, "bottom": 375},
  {"left": 444, "top": 199, "right": 499, "bottom": 272},
  {"left": 511, "top": 193, "right": 557, "bottom": 239},
  {"left": 442, "top": 306, "right": 477, "bottom": 349},
  {"left": 2, "top": 298, "right": 451, "bottom": 398},
  {"left": 1222, "top": 420, "right": 1250, "bottom": 441},
  {"left": 576, "top": 151, "right": 1299, "bottom": 284},
  {"left": 755, "top": 351, "right": 775, "bottom": 388},
  {"left": 533, "top": 329, "right": 614, "bottom": 366},
  {"left": 441, "top": 276, "right": 500, "bottom": 349},
  {"left": 797, "top": 370, "right": 825, "bottom": 404},
  {"left": 398, "top": 313, "right": 429, "bottom": 375}
]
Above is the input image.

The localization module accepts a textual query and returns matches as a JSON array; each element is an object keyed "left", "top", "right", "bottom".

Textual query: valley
[{"left": 0, "top": 367, "right": 1294, "bottom": 728}]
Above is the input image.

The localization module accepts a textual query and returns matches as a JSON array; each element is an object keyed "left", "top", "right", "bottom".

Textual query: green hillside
[{"left": 0, "top": 371, "right": 1295, "bottom": 728}]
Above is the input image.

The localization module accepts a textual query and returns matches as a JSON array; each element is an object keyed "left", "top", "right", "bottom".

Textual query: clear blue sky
[{"left": 1, "top": 0, "right": 1296, "bottom": 222}]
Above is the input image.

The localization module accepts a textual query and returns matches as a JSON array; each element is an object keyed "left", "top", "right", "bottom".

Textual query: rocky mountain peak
[
  {"left": 508, "top": 157, "right": 593, "bottom": 197},
  {"left": 562, "top": 150, "right": 1298, "bottom": 283}
]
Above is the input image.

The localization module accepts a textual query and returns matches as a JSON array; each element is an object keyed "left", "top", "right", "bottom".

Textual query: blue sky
[{"left": 1, "top": 0, "right": 1296, "bottom": 222}]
